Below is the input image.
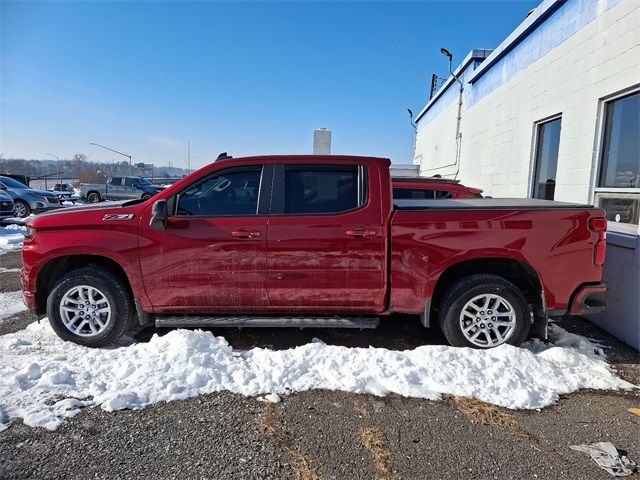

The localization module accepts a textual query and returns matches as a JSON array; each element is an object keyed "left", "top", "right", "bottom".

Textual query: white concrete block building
[{"left": 413, "top": 0, "right": 639, "bottom": 348}]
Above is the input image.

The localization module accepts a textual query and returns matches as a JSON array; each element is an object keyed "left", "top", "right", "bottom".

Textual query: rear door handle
[
  {"left": 231, "top": 229, "right": 262, "bottom": 238},
  {"left": 345, "top": 228, "right": 377, "bottom": 238}
]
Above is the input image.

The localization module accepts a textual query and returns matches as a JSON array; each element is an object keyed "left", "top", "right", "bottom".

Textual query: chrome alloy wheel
[
  {"left": 13, "top": 202, "right": 28, "bottom": 218},
  {"left": 59, "top": 285, "right": 112, "bottom": 337},
  {"left": 459, "top": 293, "right": 517, "bottom": 347}
]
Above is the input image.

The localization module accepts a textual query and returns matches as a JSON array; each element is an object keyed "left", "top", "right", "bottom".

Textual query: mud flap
[
  {"left": 134, "top": 299, "right": 154, "bottom": 327},
  {"left": 533, "top": 313, "right": 548, "bottom": 341}
]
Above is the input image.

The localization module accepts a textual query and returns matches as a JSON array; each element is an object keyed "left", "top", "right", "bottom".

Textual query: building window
[
  {"left": 532, "top": 117, "right": 562, "bottom": 200},
  {"left": 595, "top": 91, "right": 639, "bottom": 234}
]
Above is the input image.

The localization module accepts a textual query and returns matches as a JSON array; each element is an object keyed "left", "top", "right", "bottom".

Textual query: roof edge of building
[
  {"left": 414, "top": 49, "right": 493, "bottom": 123},
  {"left": 468, "top": 0, "right": 567, "bottom": 84}
]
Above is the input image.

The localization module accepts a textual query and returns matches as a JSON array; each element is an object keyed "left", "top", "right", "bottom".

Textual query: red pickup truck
[{"left": 21, "top": 155, "right": 607, "bottom": 348}]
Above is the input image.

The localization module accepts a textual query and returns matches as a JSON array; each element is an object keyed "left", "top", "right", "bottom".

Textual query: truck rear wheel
[
  {"left": 46, "top": 267, "right": 134, "bottom": 347},
  {"left": 87, "top": 191, "right": 101, "bottom": 203},
  {"left": 439, "top": 274, "right": 530, "bottom": 348}
]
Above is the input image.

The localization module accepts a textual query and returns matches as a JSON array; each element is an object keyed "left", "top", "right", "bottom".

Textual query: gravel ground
[{"left": 0, "top": 249, "right": 638, "bottom": 479}]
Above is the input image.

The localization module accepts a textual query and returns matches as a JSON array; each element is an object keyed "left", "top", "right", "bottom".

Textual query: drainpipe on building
[
  {"left": 407, "top": 108, "right": 418, "bottom": 161},
  {"left": 421, "top": 48, "right": 464, "bottom": 178},
  {"left": 452, "top": 80, "right": 463, "bottom": 180}
]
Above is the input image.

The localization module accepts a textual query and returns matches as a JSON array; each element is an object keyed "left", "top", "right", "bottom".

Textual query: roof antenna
[{"left": 216, "top": 152, "right": 232, "bottom": 161}]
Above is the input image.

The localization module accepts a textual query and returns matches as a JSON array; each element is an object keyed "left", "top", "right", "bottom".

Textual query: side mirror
[{"left": 149, "top": 200, "right": 168, "bottom": 230}]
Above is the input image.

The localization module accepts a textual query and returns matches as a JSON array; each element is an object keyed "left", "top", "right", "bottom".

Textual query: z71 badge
[{"left": 103, "top": 213, "right": 135, "bottom": 221}]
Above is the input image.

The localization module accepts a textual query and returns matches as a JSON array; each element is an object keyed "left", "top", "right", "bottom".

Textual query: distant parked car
[
  {"left": 0, "top": 190, "right": 14, "bottom": 219},
  {"left": 0, "top": 176, "right": 63, "bottom": 218},
  {"left": 80, "top": 176, "right": 162, "bottom": 203},
  {"left": 392, "top": 177, "right": 483, "bottom": 199},
  {"left": 50, "top": 183, "right": 81, "bottom": 203}
]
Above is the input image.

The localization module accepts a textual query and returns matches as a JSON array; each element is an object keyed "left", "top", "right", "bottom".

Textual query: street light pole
[
  {"left": 46, "top": 153, "right": 60, "bottom": 186},
  {"left": 89, "top": 142, "right": 132, "bottom": 176}
]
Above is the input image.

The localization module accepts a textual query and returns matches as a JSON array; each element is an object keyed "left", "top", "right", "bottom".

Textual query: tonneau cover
[{"left": 394, "top": 198, "right": 594, "bottom": 211}]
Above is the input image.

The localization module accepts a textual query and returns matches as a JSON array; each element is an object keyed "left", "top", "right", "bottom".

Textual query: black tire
[
  {"left": 87, "top": 191, "right": 101, "bottom": 203},
  {"left": 13, "top": 199, "right": 31, "bottom": 218},
  {"left": 439, "top": 274, "right": 531, "bottom": 348},
  {"left": 47, "top": 267, "right": 135, "bottom": 347}
]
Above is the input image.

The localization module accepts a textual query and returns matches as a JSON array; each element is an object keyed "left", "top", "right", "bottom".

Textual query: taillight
[{"left": 589, "top": 217, "right": 607, "bottom": 266}]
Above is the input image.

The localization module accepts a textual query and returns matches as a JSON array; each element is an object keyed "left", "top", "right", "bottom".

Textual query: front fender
[{"left": 22, "top": 226, "right": 152, "bottom": 312}]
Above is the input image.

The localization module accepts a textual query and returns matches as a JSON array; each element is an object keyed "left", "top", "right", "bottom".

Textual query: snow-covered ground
[
  {"left": 0, "top": 292, "right": 28, "bottom": 321},
  {"left": 0, "top": 223, "right": 27, "bottom": 255},
  {"left": 0, "top": 319, "right": 634, "bottom": 431}
]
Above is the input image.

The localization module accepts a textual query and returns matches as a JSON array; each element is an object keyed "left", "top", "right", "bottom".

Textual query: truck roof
[
  {"left": 214, "top": 154, "right": 391, "bottom": 165},
  {"left": 394, "top": 198, "right": 595, "bottom": 210}
]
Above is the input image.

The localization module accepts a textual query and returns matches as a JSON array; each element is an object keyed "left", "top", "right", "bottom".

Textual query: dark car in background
[
  {"left": 50, "top": 183, "right": 81, "bottom": 203},
  {"left": 0, "top": 190, "right": 14, "bottom": 219}
]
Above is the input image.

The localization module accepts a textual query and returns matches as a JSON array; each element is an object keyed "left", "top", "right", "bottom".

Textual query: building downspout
[
  {"left": 453, "top": 81, "right": 463, "bottom": 179},
  {"left": 407, "top": 108, "right": 418, "bottom": 161},
  {"left": 421, "top": 53, "right": 464, "bottom": 177}
]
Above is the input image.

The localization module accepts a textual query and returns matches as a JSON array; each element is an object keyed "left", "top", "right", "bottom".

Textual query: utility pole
[{"left": 187, "top": 140, "right": 191, "bottom": 173}]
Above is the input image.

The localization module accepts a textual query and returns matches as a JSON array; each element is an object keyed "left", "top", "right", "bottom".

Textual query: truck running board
[{"left": 154, "top": 315, "right": 380, "bottom": 329}]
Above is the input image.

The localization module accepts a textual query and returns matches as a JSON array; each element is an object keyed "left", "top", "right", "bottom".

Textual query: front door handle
[
  {"left": 231, "top": 229, "right": 262, "bottom": 238},
  {"left": 345, "top": 228, "right": 377, "bottom": 238}
]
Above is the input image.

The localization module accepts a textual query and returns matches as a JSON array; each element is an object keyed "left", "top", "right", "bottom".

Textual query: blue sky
[{"left": 1, "top": 0, "right": 539, "bottom": 169}]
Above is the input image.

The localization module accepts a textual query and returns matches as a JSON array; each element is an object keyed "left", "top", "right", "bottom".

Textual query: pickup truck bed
[{"left": 394, "top": 198, "right": 593, "bottom": 210}]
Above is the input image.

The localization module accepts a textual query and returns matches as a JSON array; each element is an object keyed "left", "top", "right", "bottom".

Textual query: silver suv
[{"left": 0, "top": 176, "right": 62, "bottom": 218}]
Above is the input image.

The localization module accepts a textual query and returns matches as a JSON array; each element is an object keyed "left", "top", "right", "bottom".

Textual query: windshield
[
  {"left": 137, "top": 178, "right": 152, "bottom": 185},
  {"left": 0, "top": 176, "right": 29, "bottom": 189}
]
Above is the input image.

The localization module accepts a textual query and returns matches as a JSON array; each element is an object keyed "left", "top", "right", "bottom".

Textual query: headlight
[{"left": 24, "top": 227, "right": 36, "bottom": 241}]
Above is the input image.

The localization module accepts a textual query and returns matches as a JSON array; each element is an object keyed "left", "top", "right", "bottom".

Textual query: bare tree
[{"left": 76, "top": 167, "right": 107, "bottom": 184}]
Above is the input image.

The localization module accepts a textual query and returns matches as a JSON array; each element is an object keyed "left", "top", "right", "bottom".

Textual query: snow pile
[
  {"left": 0, "top": 321, "right": 633, "bottom": 430},
  {"left": 0, "top": 224, "right": 27, "bottom": 254},
  {"left": 0, "top": 291, "right": 28, "bottom": 321},
  {"left": 0, "top": 267, "right": 20, "bottom": 273}
]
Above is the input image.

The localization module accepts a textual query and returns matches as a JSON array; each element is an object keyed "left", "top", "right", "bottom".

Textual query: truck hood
[{"left": 28, "top": 200, "right": 148, "bottom": 229}]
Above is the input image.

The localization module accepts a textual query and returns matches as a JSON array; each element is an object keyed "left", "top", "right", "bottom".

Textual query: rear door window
[{"left": 283, "top": 165, "right": 365, "bottom": 214}]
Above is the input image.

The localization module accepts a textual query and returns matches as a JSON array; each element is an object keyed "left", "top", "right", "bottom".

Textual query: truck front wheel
[
  {"left": 439, "top": 274, "right": 530, "bottom": 348},
  {"left": 46, "top": 267, "right": 134, "bottom": 347}
]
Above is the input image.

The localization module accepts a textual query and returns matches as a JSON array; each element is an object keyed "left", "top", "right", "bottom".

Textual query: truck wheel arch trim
[
  {"left": 34, "top": 252, "right": 148, "bottom": 315},
  {"left": 422, "top": 256, "right": 547, "bottom": 321}
]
